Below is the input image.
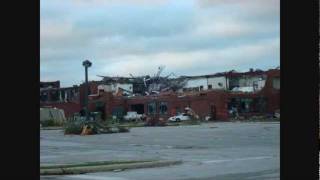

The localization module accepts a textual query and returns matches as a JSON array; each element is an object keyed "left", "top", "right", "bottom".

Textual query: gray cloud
[{"left": 41, "top": 0, "right": 279, "bottom": 87}]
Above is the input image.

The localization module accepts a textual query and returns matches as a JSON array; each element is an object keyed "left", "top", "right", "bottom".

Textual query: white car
[
  {"left": 168, "top": 113, "right": 191, "bottom": 122},
  {"left": 123, "top": 111, "right": 142, "bottom": 122}
]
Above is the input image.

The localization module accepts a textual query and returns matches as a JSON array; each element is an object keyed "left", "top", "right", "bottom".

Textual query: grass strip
[{"left": 40, "top": 160, "right": 182, "bottom": 175}]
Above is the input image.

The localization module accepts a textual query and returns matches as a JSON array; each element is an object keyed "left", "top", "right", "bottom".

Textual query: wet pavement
[{"left": 40, "top": 122, "right": 279, "bottom": 180}]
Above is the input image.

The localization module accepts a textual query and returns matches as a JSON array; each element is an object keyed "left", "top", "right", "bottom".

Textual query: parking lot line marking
[
  {"left": 202, "top": 156, "right": 274, "bottom": 164},
  {"left": 66, "top": 175, "right": 128, "bottom": 180}
]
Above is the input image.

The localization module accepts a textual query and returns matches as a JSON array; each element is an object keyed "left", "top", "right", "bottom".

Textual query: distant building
[
  {"left": 40, "top": 68, "right": 280, "bottom": 120},
  {"left": 40, "top": 81, "right": 60, "bottom": 89}
]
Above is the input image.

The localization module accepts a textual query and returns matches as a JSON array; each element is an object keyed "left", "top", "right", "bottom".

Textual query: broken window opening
[
  {"left": 228, "top": 98, "right": 257, "bottom": 114},
  {"left": 112, "top": 107, "right": 125, "bottom": 119},
  {"left": 208, "top": 85, "right": 212, "bottom": 89},
  {"left": 40, "top": 92, "right": 48, "bottom": 102},
  {"left": 99, "top": 89, "right": 105, "bottom": 94},
  {"left": 50, "top": 91, "right": 59, "bottom": 102},
  {"left": 239, "top": 98, "right": 253, "bottom": 113},
  {"left": 96, "top": 102, "right": 106, "bottom": 120},
  {"left": 252, "top": 97, "right": 267, "bottom": 113},
  {"left": 61, "top": 90, "right": 65, "bottom": 99},
  {"left": 228, "top": 78, "right": 240, "bottom": 90},
  {"left": 175, "top": 107, "right": 182, "bottom": 115},
  {"left": 272, "top": 77, "right": 280, "bottom": 90},
  {"left": 159, "top": 102, "right": 168, "bottom": 115},
  {"left": 147, "top": 102, "right": 156, "bottom": 115},
  {"left": 210, "top": 105, "right": 217, "bottom": 120},
  {"left": 131, "top": 104, "right": 144, "bottom": 114}
]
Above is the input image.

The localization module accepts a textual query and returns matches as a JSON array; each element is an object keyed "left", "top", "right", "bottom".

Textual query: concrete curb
[
  {"left": 40, "top": 160, "right": 182, "bottom": 175},
  {"left": 41, "top": 160, "right": 154, "bottom": 169}
]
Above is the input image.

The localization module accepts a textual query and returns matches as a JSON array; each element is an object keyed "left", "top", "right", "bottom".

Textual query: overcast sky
[{"left": 40, "top": 0, "right": 279, "bottom": 87}]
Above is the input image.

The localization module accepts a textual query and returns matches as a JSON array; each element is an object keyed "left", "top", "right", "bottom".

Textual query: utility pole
[{"left": 82, "top": 60, "right": 92, "bottom": 122}]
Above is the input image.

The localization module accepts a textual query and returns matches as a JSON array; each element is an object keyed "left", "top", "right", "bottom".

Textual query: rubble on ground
[{"left": 64, "top": 119, "right": 130, "bottom": 135}]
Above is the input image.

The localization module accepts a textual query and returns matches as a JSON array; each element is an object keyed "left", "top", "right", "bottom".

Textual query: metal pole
[
  {"left": 82, "top": 59, "right": 92, "bottom": 122},
  {"left": 85, "top": 66, "right": 89, "bottom": 121}
]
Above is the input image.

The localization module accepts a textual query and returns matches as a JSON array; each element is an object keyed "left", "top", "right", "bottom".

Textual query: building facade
[{"left": 40, "top": 68, "right": 280, "bottom": 121}]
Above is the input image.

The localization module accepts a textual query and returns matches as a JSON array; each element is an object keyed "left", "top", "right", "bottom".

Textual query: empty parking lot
[{"left": 40, "top": 122, "right": 279, "bottom": 180}]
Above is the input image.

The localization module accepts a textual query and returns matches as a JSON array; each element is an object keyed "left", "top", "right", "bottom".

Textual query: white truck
[{"left": 123, "top": 111, "right": 142, "bottom": 122}]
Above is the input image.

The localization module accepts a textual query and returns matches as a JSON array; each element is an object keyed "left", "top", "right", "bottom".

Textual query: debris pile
[
  {"left": 144, "top": 117, "right": 167, "bottom": 126},
  {"left": 98, "top": 66, "right": 188, "bottom": 97},
  {"left": 185, "top": 107, "right": 200, "bottom": 120},
  {"left": 64, "top": 119, "right": 130, "bottom": 135}
]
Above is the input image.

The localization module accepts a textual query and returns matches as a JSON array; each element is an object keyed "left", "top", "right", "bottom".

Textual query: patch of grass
[
  {"left": 40, "top": 160, "right": 155, "bottom": 169},
  {"left": 40, "top": 160, "right": 182, "bottom": 175},
  {"left": 167, "top": 123, "right": 180, "bottom": 126},
  {"left": 167, "top": 120, "right": 200, "bottom": 126},
  {"left": 179, "top": 119, "right": 201, "bottom": 125},
  {"left": 119, "top": 122, "right": 145, "bottom": 128}
]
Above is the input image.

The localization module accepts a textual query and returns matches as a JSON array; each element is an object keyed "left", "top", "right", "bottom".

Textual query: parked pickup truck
[{"left": 123, "top": 111, "right": 143, "bottom": 122}]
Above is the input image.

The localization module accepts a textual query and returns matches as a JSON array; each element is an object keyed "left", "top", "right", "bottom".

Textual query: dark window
[
  {"left": 159, "top": 102, "right": 168, "bottom": 115},
  {"left": 50, "top": 91, "right": 59, "bottom": 101},
  {"left": 228, "top": 98, "right": 255, "bottom": 114},
  {"left": 131, "top": 104, "right": 144, "bottom": 114},
  {"left": 200, "top": 86, "right": 203, "bottom": 91},
  {"left": 253, "top": 97, "right": 267, "bottom": 113},
  {"left": 147, "top": 102, "right": 156, "bottom": 115},
  {"left": 176, "top": 107, "right": 181, "bottom": 115},
  {"left": 208, "top": 85, "right": 212, "bottom": 89},
  {"left": 61, "top": 90, "right": 65, "bottom": 100},
  {"left": 272, "top": 77, "right": 280, "bottom": 90},
  {"left": 96, "top": 101, "right": 104, "bottom": 107},
  {"left": 99, "top": 89, "right": 104, "bottom": 94},
  {"left": 239, "top": 98, "right": 253, "bottom": 113},
  {"left": 112, "top": 107, "right": 125, "bottom": 119},
  {"left": 65, "top": 91, "right": 70, "bottom": 102},
  {"left": 40, "top": 92, "right": 48, "bottom": 102}
]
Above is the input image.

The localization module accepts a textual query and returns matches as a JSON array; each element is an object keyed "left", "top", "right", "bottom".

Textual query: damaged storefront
[
  {"left": 41, "top": 68, "right": 280, "bottom": 121},
  {"left": 227, "top": 96, "right": 268, "bottom": 118}
]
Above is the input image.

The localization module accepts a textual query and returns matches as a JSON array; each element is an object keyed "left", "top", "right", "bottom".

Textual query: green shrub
[{"left": 64, "top": 120, "right": 85, "bottom": 134}]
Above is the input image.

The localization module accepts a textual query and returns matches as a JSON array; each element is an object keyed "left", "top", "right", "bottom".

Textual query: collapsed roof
[
  {"left": 98, "top": 66, "right": 187, "bottom": 95},
  {"left": 97, "top": 67, "right": 276, "bottom": 96}
]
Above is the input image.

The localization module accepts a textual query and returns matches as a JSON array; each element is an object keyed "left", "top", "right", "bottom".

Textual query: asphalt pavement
[{"left": 40, "top": 122, "right": 280, "bottom": 180}]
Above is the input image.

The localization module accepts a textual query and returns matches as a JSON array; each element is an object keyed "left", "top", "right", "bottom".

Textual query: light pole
[{"left": 82, "top": 60, "right": 92, "bottom": 122}]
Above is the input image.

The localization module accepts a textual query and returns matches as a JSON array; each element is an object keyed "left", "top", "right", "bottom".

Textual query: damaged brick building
[{"left": 40, "top": 68, "right": 280, "bottom": 121}]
